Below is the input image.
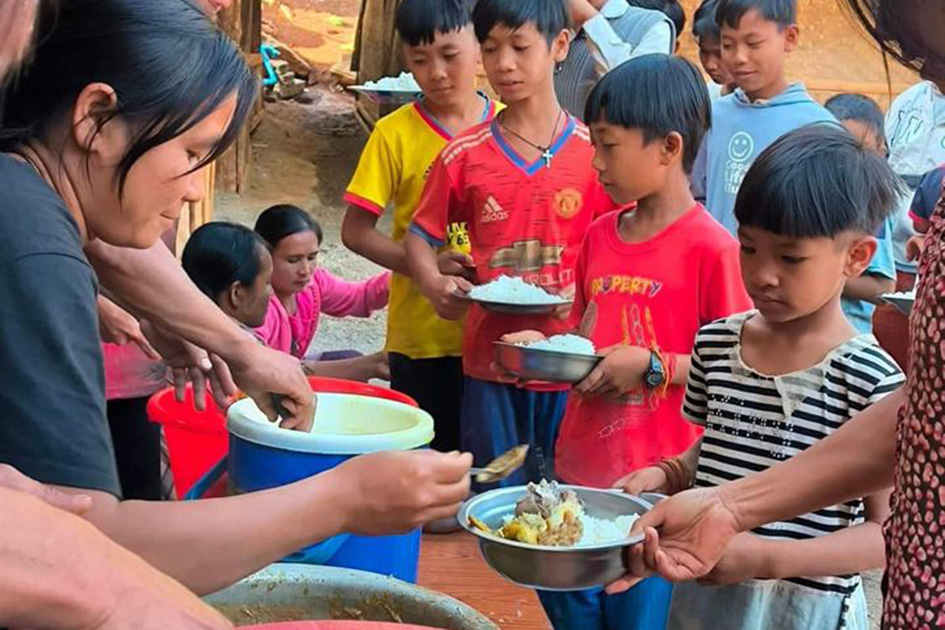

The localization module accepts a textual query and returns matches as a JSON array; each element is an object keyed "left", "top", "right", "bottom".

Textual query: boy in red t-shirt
[
  {"left": 405, "top": 0, "right": 612, "bottom": 486},
  {"left": 506, "top": 55, "right": 752, "bottom": 630}
]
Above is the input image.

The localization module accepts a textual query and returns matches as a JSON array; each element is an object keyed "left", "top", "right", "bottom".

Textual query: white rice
[
  {"left": 470, "top": 275, "right": 567, "bottom": 305},
  {"left": 579, "top": 513, "right": 639, "bottom": 546},
  {"left": 519, "top": 334, "right": 596, "bottom": 356},
  {"left": 361, "top": 72, "right": 421, "bottom": 91}
]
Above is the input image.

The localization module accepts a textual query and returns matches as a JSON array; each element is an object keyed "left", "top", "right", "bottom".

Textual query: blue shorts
[
  {"left": 538, "top": 578, "right": 673, "bottom": 630},
  {"left": 460, "top": 378, "right": 567, "bottom": 488}
]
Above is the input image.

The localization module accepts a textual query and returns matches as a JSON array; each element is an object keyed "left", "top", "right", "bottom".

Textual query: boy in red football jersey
[
  {"left": 405, "top": 0, "right": 612, "bottom": 486},
  {"left": 506, "top": 55, "right": 752, "bottom": 630}
]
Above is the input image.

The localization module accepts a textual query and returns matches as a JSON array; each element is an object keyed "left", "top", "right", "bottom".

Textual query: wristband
[{"left": 656, "top": 456, "right": 692, "bottom": 495}]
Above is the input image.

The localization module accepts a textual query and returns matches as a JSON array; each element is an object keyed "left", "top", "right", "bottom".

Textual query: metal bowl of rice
[
  {"left": 466, "top": 275, "right": 572, "bottom": 315},
  {"left": 494, "top": 335, "right": 603, "bottom": 383},
  {"left": 458, "top": 485, "right": 652, "bottom": 591}
]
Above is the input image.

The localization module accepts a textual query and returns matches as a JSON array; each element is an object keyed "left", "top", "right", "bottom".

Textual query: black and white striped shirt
[{"left": 685, "top": 312, "right": 905, "bottom": 594}]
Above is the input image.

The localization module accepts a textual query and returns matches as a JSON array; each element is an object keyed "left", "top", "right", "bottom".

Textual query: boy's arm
[
  {"left": 570, "top": 0, "right": 673, "bottom": 76},
  {"left": 342, "top": 127, "right": 408, "bottom": 272},
  {"left": 702, "top": 488, "right": 891, "bottom": 585},
  {"left": 404, "top": 156, "right": 473, "bottom": 320},
  {"left": 315, "top": 268, "right": 391, "bottom": 318},
  {"left": 843, "top": 274, "right": 896, "bottom": 304},
  {"left": 342, "top": 206, "right": 411, "bottom": 275}
]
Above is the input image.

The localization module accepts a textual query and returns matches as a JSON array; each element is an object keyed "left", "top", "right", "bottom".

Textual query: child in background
[
  {"left": 508, "top": 55, "right": 752, "bottom": 630},
  {"left": 886, "top": 77, "right": 945, "bottom": 189},
  {"left": 559, "top": 0, "right": 674, "bottom": 121},
  {"left": 406, "top": 0, "right": 613, "bottom": 485},
  {"left": 824, "top": 93, "right": 897, "bottom": 334},
  {"left": 341, "top": 0, "right": 499, "bottom": 454},
  {"left": 693, "top": 0, "right": 834, "bottom": 234},
  {"left": 182, "top": 222, "right": 274, "bottom": 331},
  {"left": 628, "top": 0, "right": 686, "bottom": 51},
  {"left": 255, "top": 205, "right": 391, "bottom": 383},
  {"left": 692, "top": 0, "right": 736, "bottom": 99},
  {"left": 622, "top": 125, "right": 904, "bottom": 630}
]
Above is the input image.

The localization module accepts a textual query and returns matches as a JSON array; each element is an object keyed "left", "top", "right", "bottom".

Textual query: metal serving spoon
[{"left": 469, "top": 444, "right": 530, "bottom": 484}]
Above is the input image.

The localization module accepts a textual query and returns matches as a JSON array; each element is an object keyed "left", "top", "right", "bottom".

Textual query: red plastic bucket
[{"left": 147, "top": 377, "right": 417, "bottom": 497}]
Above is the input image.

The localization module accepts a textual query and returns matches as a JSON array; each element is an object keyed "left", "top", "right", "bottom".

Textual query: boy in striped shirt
[{"left": 619, "top": 125, "right": 904, "bottom": 630}]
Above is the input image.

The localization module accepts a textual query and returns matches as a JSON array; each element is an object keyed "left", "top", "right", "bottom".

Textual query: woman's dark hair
[
  {"left": 472, "top": 0, "right": 568, "bottom": 45},
  {"left": 716, "top": 0, "right": 795, "bottom": 29},
  {"left": 585, "top": 54, "right": 711, "bottom": 174},
  {"left": 254, "top": 204, "right": 324, "bottom": 249},
  {"left": 0, "top": 0, "right": 258, "bottom": 192},
  {"left": 735, "top": 124, "right": 902, "bottom": 238},
  {"left": 628, "top": 0, "right": 685, "bottom": 41},
  {"left": 841, "top": 0, "right": 945, "bottom": 80},
  {"left": 824, "top": 93, "right": 886, "bottom": 146},
  {"left": 693, "top": 0, "right": 722, "bottom": 41},
  {"left": 396, "top": 0, "right": 473, "bottom": 47},
  {"left": 182, "top": 222, "right": 269, "bottom": 303}
]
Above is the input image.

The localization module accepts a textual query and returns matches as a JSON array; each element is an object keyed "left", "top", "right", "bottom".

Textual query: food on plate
[
  {"left": 469, "top": 480, "right": 638, "bottom": 547},
  {"left": 469, "top": 275, "right": 567, "bottom": 305},
  {"left": 360, "top": 72, "right": 420, "bottom": 91},
  {"left": 516, "top": 334, "right": 596, "bottom": 356}
]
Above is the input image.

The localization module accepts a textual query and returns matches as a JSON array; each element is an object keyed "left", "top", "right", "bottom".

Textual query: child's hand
[
  {"left": 500, "top": 330, "right": 547, "bottom": 345},
  {"left": 492, "top": 331, "right": 548, "bottom": 388},
  {"left": 613, "top": 466, "right": 670, "bottom": 496},
  {"left": 906, "top": 234, "right": 927, "bottom": 262},
  {"left": 697, "top": 533, "right": 770, "bottom": 586},
  {"left": 549, "top": 284, "right": 576, "bottom": 320},
  {"left": 369, "top": 351, "right": 390, "bottom": 381},
  {"left": 576, "top": 345, "right": 651, "bottom": 399},
  {"left": 422, "top": 275, "right": 474, "bottom": 321},
  {"left": 437, "top": 251, "right": 476, "bottom": 282}
]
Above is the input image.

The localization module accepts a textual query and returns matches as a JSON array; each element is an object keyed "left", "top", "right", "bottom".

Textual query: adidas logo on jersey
[{"left": 481, "top": 196, "right": 509, "bottom": 224}]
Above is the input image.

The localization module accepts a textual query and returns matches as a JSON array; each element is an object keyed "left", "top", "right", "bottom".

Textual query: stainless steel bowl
[
  {"left": 458, "top": 486, "right": 650, "bottom": 591},
  {"left": 468, "top": 296, "right": 573, "bottom": 315},
  {"left": 494, "top": 342, "right": 602, "bottom": 383},
  {"left": 205, "top": 564, "right": 498, "bottom": 629}
]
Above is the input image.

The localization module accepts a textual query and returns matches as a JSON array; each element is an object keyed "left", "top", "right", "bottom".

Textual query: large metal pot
[{"left": 204, "top": 565, "right": 498, "bottom": 630}]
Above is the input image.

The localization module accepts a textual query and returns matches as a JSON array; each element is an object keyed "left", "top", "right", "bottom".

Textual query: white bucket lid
[{"left": 227, "top": 393, "right": 435, "bottom": 454}]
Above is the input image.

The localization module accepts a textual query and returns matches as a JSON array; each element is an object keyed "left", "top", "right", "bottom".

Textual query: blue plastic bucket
[{"left": 226, "top": 393, "right": 435, "bottom": 583}]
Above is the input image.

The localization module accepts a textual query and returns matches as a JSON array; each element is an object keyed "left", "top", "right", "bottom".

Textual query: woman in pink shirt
[{"left": 254, "top": 205, "right": 390, "bottom": 382}]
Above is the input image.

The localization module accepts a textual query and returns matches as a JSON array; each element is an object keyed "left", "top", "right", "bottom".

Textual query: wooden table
[{"left": 417, "top": 533, "right": 550, "bottom": 630}]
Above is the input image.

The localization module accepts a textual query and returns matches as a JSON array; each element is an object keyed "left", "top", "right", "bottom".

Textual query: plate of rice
[
  {"left": 459, "top": 481, "right": 651, "bottom": 590},
  {"left": 467, "top": 276, "right": 571, "bottom": 315},
  {"left": 495, "top": 334, "right": 601, "bottom": 383},
  {"left": 881, "top": 290, "right": 916, "bottom": 316},
  {"left": 349, "top": 72, "right": 422, "bottom": 104}
]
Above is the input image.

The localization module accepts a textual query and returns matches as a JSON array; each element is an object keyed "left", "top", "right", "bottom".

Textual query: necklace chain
[{"left": 500, "top": 108, "right": 565, "bottom": 168}]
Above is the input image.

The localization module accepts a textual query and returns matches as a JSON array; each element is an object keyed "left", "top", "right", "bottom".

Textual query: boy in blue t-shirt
[
  {"left": 825, "top": 94, "right": 897, "bottom": 333},
  {"left": 692, "top": 0, "right": 835, "bottom": 234}
]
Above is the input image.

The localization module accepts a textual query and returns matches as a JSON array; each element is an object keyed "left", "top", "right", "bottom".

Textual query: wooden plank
[{"left": 418, "top": 533, "right": 551, "bottom": 630}]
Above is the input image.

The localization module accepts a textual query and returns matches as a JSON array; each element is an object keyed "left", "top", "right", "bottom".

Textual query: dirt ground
[{"left": 217, "top": 0, "right": 906, "bottom": 624}]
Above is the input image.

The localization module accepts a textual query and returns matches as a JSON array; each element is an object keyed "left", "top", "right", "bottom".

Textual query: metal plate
[
  {"left": 467, "top": 296, "right": 572, "bottom": 315},
  {"left": 880, "top": 292, "right": 915, "bottom": 316},
  {"left": 458, "top": 486, "right": 648, "bottom": 591},
  {"left": 349, "top": 86, "right": 421, "bottom": 105},
  {"left": 494, "top": 342, "right": 602, "bottom": 384}
]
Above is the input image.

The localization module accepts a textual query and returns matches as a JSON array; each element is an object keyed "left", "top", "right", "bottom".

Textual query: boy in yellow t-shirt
[{"left": 342, "top": 0, "right": 500, "bottom": 454}]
